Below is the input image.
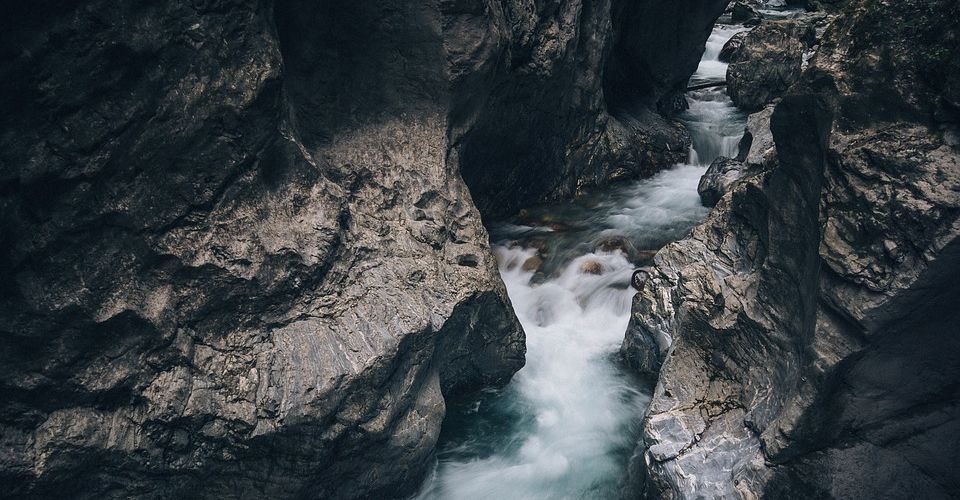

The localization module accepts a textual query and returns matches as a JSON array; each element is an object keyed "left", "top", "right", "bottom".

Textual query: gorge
[{"left": 1, "top": 0, "right": 958, "bottom": 499}]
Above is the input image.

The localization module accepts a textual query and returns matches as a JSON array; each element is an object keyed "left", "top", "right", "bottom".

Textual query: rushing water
[{"left": 415, "top": 20, "right": 747, "bottom": 500}]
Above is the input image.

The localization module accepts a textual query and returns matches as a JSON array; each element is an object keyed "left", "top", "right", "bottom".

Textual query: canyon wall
[
  {"left": 624, "top": 0, "right": 960, "bottom": 497},
  {"left": 455, "top": 0, "right": 730, "bottom": 218},
  {"left": 0, "top": 2, "right": 523, "bottom": 498},
  {"left": 0, "top": 0, "right": 729, "bottom": 498}
]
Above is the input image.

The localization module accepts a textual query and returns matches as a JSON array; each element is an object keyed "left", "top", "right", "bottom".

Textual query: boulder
[
  {"left": 730, "top": 2, "right": 762, "bottom": 26},
  {"left": 726, "top": 21, "right": 807, "bottom": 111},
  {"left": 697, "top": 156, "right": 745, "bottom": 207}
]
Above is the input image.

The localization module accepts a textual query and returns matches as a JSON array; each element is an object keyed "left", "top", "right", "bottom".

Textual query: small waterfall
[
  {"left": 413, "top": 19, "right": 749, "bottom": 500},
  {"left": 682, "top": 25, "right": 748, "bottom": 166}
]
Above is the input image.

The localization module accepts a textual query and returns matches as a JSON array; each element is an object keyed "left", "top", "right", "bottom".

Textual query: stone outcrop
[
  {"left": 0, "top": 2, "right": 526, "bottom": 498},
  {"left": 0, "top": 0, "right": 738, "bottom": 498},
  {"left": 726, "top": 20, "right": 813, "bottom": 111},
  {"left": 624, "top": 0, "right": 960, "bottom": 497},
  {"left": 719, "top": 31, "right": 748, "bottom": 63},
  {"left": 460, "top": 0, "right": 731, "bottom": 219},
  {"left": 730, "top": 2, "right": 762, "bottom": 27},
  {"left": 696, "top": 156, "right": 746, "bottom": 207},
  {"left": 740, "top": 104, "right": 778, "bottom": 167}
]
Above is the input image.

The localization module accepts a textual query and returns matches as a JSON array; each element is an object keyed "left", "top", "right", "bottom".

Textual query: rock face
[
  {"left": 460, "top": 0, "right": 731, "bottom": 218},
  {"left": 726, "top": 21, "right": 811, "bottom": 111},
  {"left": 624, "top": 0, "right": 960, "bottom": 497},
  {"left": 0, "top": 0, "right": 740, "bottom": 498},
  {"left": 719, "top": 31, "right": 748, "bottom": 63},
  {"left": 0, "top": 2, "right": 526, "bottom": 498},
  {"left": 696, "top": 156, "right": 745, "bottom": 207}
]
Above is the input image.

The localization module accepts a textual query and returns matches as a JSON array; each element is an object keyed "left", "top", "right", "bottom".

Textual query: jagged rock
[
  {"left": 0, "top": 1, "right": 528, "bottom": 498},
  {"left": 457, "top": 0, "right": 731, "bottom": 218},
  {"left": 742, "top": 104, "right": 778, "bottom": 166},
  {"left": 0, "top": 0, "right": 740, "bottom": 496},
  {"left": 697, "top": 156, "right": 745, "bottom": 207},
  {"left": 631, "top": 269, "right": 651, "bottom": 291},
  {"left": 719, "top": 31, "right": 748, "bottom": 63},
  {"left": 727, "top": 21, "right": 809, "bottom": 111},
  {"left": 626, "top": 0, "right": 960, "bottom": 497}
]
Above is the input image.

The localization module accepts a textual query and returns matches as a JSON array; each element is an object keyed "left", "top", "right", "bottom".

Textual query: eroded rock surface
[
  {"left": 0, "top": 2, "right": 525, "bottom": 498},
  {"left": 726, "top": 20, "right": 811, "bottom": 111},
  {"left": 697, "top": 156, "right": 745, "bottom": 207},
  {"left": 0, "top": 0, "right": 742, "bottom": 497},
  {"left": 460, "top": 0, "right": 731, "bottom": 218},
  {"left": 625, "top": 0, "right": 960, "bottom": 497}
]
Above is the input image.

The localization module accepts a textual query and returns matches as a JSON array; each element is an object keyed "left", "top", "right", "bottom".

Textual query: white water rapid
[{"left": 415, "top": 18, "right": 747, "bottom": 500}]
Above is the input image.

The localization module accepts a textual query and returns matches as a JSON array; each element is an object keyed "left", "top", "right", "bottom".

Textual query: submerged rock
[
  {"left": 579, "top": 260, "right": 604, "bottom": 275},
  {"left": 522, "top": 255, "right": 544, "bottom": 272},
  {"left": 596, "top": 235, "right": 640, "bottom": 261}
]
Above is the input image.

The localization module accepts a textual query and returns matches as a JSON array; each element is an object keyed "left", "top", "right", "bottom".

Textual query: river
[{"left": 414, "top": 15, "right": 749, "bottom": 500}]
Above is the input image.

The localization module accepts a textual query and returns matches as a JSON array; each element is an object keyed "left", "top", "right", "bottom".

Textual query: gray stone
[
  {"left": 0, "top": 2, "right": 525, "bottom": 498},
  {"left": 726, "top": 21, "right": 808, "bottom": 111},
  {"left": 626, "top": 0, "right": 960, "bottom": 496},
  {"left": 697, "top": 156, "right": 745, "bottom": 207}
]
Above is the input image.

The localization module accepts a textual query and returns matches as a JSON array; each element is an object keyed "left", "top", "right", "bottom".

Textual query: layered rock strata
[
  {"left": 0, "top": 2, "right": 524, "bottom": 498},
  {"left": 624, "top": 0, "right": 960, "bottom": 497}
]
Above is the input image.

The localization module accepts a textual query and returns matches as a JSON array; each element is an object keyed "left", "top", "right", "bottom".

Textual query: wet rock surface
[
  {"left": 0, "top": 0, "right": 741, "bottom": 497},
  {"left": 625, "top": 0, "right": 960, "bottom": 497},
  {"left": 719, "top": 31, "right": 748, "bottom": 63},
  {"left": 730, "top": 2, "right": 763, "bottom": 26}
]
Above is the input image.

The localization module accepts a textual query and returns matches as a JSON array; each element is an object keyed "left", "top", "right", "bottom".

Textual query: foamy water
[{"left": 414, "top": 20, "right": 748, "bottom": 500}]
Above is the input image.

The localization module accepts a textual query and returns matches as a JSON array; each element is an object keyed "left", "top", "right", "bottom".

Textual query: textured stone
[
  {"left": 0, "top": 1, "right": 525, "bottom": 498},
  {"left": 741, "top": 104, "right": 777, "bottom": 167},
  {"left": 460, "top": 0, "right": 731, "bottom": 219},
  {"left": 719, "top": 31, "right": 748, "bottom": 63},
  {"left": 697, "top": 156, "right": 745, "bottom": 207},
  {"left": 626, "top": 0, "right": 960, "bottom": 497},
  {"left": 0, "top": 0, "right": 740, "bottom": 497},
  {"left": 727, "top": 21, "right": 810, "bottom": 111}
]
